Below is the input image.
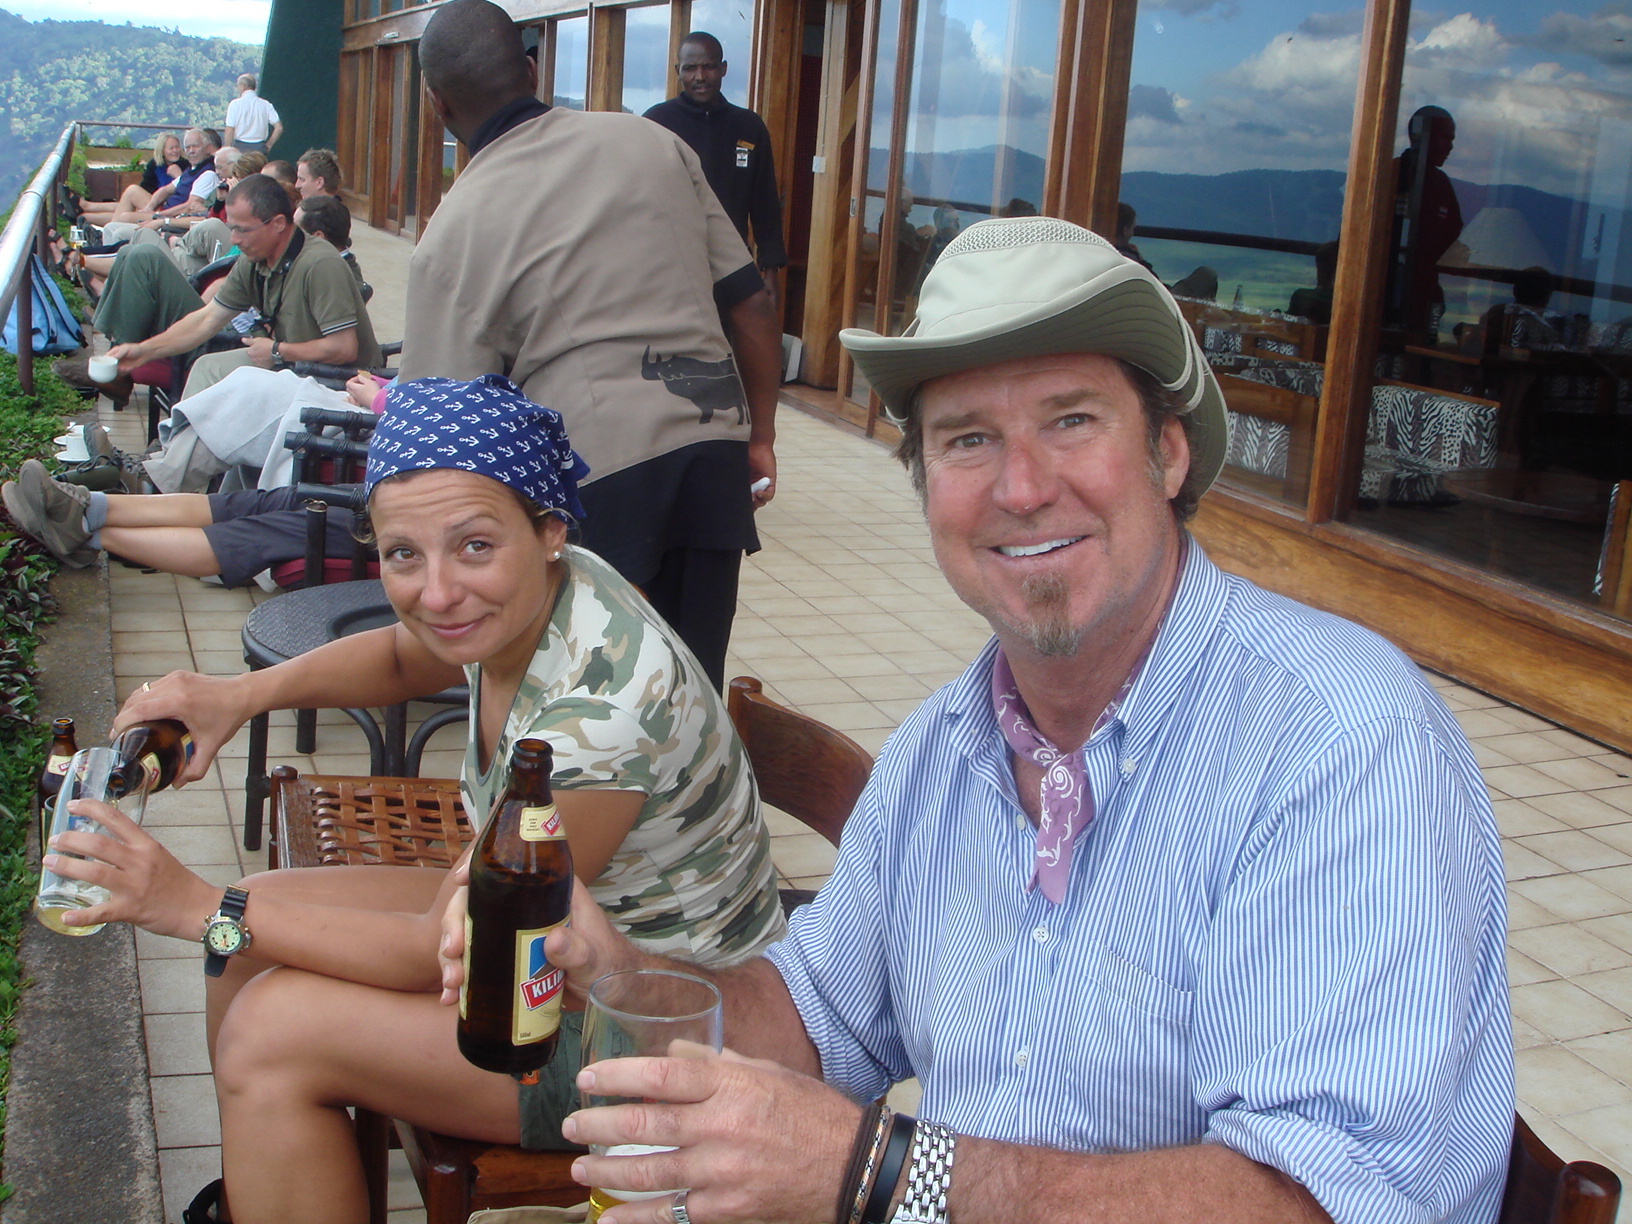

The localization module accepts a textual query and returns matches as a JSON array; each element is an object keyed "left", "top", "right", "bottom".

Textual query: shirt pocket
[{"left": 1074, "top": 944, "right": 1203, "bottom": 1151}]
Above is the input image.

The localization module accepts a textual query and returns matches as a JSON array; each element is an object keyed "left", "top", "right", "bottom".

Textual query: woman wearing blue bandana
[{"left": 45, "top": 376, "right": 786, "bottom": 1224}]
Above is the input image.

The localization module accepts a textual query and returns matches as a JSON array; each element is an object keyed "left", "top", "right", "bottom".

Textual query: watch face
[{"left": 204, "top": 918, "right": 244, "bottom": 956}]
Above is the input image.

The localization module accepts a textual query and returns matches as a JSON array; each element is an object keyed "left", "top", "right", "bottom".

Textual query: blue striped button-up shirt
[{"left": 766, "top": 544, "right": 1513, "bottom": 1224}]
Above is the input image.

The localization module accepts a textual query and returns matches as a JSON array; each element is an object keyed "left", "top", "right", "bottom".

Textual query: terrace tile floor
[{"left": 80, "top": 221, "right": 1632, "bottom": 1218}]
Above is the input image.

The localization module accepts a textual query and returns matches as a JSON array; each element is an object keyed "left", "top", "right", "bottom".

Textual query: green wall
[{"left": 260, "top": 0, "right": 341, "bottom": 158}]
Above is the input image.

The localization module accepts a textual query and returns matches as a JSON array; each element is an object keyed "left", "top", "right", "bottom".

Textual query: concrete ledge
[{"left": 5, "top": 561, "right": 162, "bottom": 1223}]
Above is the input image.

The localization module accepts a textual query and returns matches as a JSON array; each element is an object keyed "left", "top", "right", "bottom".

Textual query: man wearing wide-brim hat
[{"left": 522, "top": 218, "right": 1515, "bottom": 1224}]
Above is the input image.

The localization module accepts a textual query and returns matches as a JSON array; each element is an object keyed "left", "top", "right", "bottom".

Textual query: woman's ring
[
  {"left": 140, "top": 682, "right": 151, "bottom": 692},
  {"left": 670, "top": 1189, "right": 692, "bottom": 1224}
]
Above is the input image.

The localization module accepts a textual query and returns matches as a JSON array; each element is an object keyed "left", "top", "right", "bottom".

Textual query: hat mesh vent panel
[{"left": 943, "top": 218, "right": 1108, "bottom": 256}]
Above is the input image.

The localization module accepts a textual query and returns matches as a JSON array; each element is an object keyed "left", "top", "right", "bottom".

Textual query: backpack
[{"left": 3, "top": 255, "right": 86, "bottom": 357}]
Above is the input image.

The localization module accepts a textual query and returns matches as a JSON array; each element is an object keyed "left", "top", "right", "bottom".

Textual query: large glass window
[
  {"left": 1118, "top": 2, "right": 1359, "bottom": 512},
  {"left": 553, "top": 15, "right": 590, "bottom": 110},
  {"left": 1356, "top": 3, "right": 1632, "bottom": 623},
  {"left": 847, "top": 0, "right": 1061, "bottom": 402},
  {"left": 622, "top": 4, "right": 673, "bottom": 114},
  {"left": 688, "top": 0, "right": 753, "bottom": 84}
]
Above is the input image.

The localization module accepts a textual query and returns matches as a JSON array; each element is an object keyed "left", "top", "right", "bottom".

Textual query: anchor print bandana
[{"left": 365, "top": 375, "right": 590, "bottom": 524}]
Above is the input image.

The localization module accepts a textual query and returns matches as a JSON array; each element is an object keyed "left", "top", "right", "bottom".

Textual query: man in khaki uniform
[
  {"left": 398, "top": 0, "right": 782, "bottom": 689},
  {"left": 108, "top": 175, "right": 381, "bottom": 398}
]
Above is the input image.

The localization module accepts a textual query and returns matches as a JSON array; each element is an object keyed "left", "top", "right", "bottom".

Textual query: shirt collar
[
  {"left": 468, "top": 96, "right": 551, "bottom": 157},
  {"left": 941, "top": 536, "right": 1227, "bottom": 762}
]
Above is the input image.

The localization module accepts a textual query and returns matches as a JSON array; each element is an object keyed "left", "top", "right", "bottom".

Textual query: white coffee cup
[
  {"left": 87, "top": 355, "right": 119, "bottom": 383},
  {"left": 54, "top": 434, "right": 90, "bottom": 462}
]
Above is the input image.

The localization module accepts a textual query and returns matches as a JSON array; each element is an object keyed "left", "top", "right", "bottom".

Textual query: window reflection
[
  {"left": 1361, "top": 3, "right": 1632, "bottom": 623},
  {"left": 1119, "top": 3, "right": 1359, "bottom": 512},
  {"left": 689, "top": 0, "right": 753, "bottom": 79},
  {"left": 623, "top": 5, "right": 672, "bottom": 115},
  {"left": 847, "top": 0, "right": 1061, "bottom": 402},
  {"left": 553, "top": 15, "right": 589, "bottom": 111}
]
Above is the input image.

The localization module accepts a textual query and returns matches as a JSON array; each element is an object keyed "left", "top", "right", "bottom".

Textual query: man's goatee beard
[{"left": 1016, "top": 573, "right": 1083, "bottom": 657}]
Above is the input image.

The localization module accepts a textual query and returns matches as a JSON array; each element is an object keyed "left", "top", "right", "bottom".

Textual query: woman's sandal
[{"left": 182, "top": 1178, "right": 225, "bottom": 1224}]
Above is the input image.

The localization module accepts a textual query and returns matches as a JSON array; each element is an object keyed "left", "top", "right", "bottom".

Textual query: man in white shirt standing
[{"left": 225, "top": 74, "right": 283, "bottom": 155}]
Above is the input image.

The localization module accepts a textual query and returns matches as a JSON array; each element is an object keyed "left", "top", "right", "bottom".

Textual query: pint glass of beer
[
  {"left": 580, "top": 969, "right": 723, "bottom": 1222},
  {"left": 35, "top": 747, "right": 147, "bottom": 937}
]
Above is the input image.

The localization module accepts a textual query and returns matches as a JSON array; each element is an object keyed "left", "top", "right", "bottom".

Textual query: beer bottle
[
  {"left": 36, "top": 717, "right": 78, "bottom": 842},
  {"left": 111, "top": 718, "right": 195, "bottom": 795},
  {"left": 458, "top": 738, "right": 573, "bottom": 1075}
]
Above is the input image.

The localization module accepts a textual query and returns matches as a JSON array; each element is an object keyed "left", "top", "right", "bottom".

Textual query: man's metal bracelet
[{"left": 889, "top": 1119, "right": 956, "bottom": 1224}]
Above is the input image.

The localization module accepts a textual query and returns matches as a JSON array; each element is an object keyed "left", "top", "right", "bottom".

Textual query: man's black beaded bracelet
[{"left": 861, "top": 1111, "right": 917, "bottom": 1224}]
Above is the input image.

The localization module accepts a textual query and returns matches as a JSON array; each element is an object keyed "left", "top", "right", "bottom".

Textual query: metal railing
[
  {"left": 0, "top": 119, "right": 196, "bottom": 394},
  {"left": 0, "top": 123, "right": 75, "bottom": 395}
]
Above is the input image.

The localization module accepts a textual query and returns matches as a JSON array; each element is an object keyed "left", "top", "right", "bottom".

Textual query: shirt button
[
  {"left": 1121, "top": 757, "right": 1137, "bottom": 776},
  {"left": 1013, "top": 1049, "right": 1029, "bottom": 1068},
  {"left": 1032, "top": 925, "right": 1049, "bottom": 943}
]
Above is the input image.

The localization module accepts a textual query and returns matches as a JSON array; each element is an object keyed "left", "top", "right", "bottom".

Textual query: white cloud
[{"left": 6, "top": 0, "right": 269, "bottom": 45}]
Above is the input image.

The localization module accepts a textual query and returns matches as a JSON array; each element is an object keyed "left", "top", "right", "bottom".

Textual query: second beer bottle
[
  {"left": 458, "top": 738, "right": 574, "bottom": 1074},
  {"left": 111, "top": 718, "right": 195, "bottom": 795}
]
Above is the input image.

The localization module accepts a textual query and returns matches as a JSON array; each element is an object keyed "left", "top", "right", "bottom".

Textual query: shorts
[
  {"left": 517, "top": 1009, "right": 588, "bottom": 1151},
  {"left": 203, "top": 486, "right": 363, "bottom": 588}
]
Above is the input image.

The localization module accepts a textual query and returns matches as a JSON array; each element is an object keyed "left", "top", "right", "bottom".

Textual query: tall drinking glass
[
  {"left": 580, "top": 969, "right": 723, "bottom": 1222},
  {"left": 35, "top": 747, "right": 146, "bottom": 937}
]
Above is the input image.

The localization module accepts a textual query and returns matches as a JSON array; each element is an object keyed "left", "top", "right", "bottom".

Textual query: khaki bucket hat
[{"left": 840, "top": 215, "right": 1228, "bottom": 495}]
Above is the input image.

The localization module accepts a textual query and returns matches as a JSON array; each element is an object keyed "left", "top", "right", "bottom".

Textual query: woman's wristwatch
[{"left": 202, "top": 885, "right": 253, "bottom": 977}]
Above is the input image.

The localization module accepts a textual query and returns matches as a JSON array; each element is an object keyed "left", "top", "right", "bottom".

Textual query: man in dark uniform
[{"left": 644, "top": 31, "right": 787, "bottom": 298}]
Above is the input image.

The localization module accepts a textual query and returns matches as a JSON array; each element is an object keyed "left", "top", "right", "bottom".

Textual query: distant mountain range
[
  {"left": 0, "top": 9, "right": 260, "bottom": 213},
  {"left": 883, "top": 147, "right": 1596, "bottom": 279}
]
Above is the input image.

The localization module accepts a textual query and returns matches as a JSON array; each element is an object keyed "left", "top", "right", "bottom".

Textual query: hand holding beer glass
[
  {"left": 35, "top": 747, "right": 147, "bottom": 936},
  {"left": 580, "top": 969, "right": 723, "bottom": 1222}
]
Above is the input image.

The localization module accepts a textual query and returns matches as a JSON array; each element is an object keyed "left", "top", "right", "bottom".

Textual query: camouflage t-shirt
[{"left": 461, "top": 546, "right": 785, "bottom": 966}]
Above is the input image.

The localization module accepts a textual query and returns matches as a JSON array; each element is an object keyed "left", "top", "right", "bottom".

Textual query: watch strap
[
  {"left": 202, "top": 885, "right": 251, "bottom": 978},
  {"left": 890, "top": 1120, "right": 956, "bottom": 1224}
]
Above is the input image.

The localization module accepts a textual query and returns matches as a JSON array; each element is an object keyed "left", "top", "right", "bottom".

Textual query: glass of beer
[
  {"left": 35, "top": 747, "right": 146, "bottom": 937},
  {"left": 580, "top": 969, "right": 723, "bottom": 1222}
]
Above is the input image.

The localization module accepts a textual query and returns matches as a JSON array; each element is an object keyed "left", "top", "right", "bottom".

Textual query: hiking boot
[
  {"left": 51, "top": 353, "right": 133, "bottom": 409},
  {"left": 84, "top": 423, "right": 116, "bottom": 461},
  {"left": 2, "top": 460, "right": 96, "bottom": 567}
]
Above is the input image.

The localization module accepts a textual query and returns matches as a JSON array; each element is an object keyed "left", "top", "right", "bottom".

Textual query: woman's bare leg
[
  {"left": 213, "top": 966, "right": 521, "bottom": 1224},
  {"left": 204, "top": 866, "right": 448, "bottom": 1059}
]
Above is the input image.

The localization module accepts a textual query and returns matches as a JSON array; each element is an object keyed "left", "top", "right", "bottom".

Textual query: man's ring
[
  {"left": 670, "top": 1189, "right": 692, "bottom": 1224},
  {"left": 140, "top": 682, "right": 151, "bottom": 692}
]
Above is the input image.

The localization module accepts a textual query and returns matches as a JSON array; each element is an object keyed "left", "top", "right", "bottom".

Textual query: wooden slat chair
[
  {"left": 1499, "top": 1114, "right": 1621, "bottom": 1224},
  {"left": 269, "top": 675, "right": 873, "bottom": 1224},
  {"left": 1217, "top": 371, "right": 1321, "bottom": 503}
]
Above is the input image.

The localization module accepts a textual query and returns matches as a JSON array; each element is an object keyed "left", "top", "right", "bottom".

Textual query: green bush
[{"left": 0, "top": 349, "right": 72, "bottom": 1195}]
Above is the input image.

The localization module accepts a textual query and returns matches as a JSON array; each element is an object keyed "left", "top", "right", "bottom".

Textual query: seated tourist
[
  {"left": 71, "top": 151, "right": 268, "bottom": 295},
  {"left": 86, "top": 132, "right": 188, "bottom": 217},
  {"left": 43, "top": 376, "right": 785, "bottom": 1224},
  {"left": 295, "top": 147, "right": 342, "bottom": 200},
  {"left": 95, "top": 175, "right": 381, "bottom": 398},
  {"left": 490, "top": 219, "right": 1512, "bottom": 1224},
  {"left": 294, "top": 194, "right": 365, "bottom": 290},
  {"left": 83, "top": 129, "right": 223, "bottom": 227}
]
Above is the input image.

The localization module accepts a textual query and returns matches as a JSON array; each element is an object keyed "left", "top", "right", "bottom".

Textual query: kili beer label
[
  {"left": 137, "top": 753, "right": 163, "bottom": 793},
  {"left": 513, "top": 919, "right": 568, "bottom": 1045},
  {"left": 45, "top": 755, "right": 71, "bottom": 776},
  {"left": 518, "top": 803, "right": 562, "bottom": 842}
]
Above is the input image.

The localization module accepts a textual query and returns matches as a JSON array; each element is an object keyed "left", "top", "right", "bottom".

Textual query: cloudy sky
[
  {"left": 1125, "top": 0, "right": 1632, "bottom": 202},
  {"left": 6, "top": 0, "right": 269, "bottom": 44}
]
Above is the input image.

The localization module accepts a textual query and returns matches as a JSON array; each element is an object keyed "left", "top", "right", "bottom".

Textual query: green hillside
[{"left": 0, "top": 8, "right": 261, "bottom": 211}]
